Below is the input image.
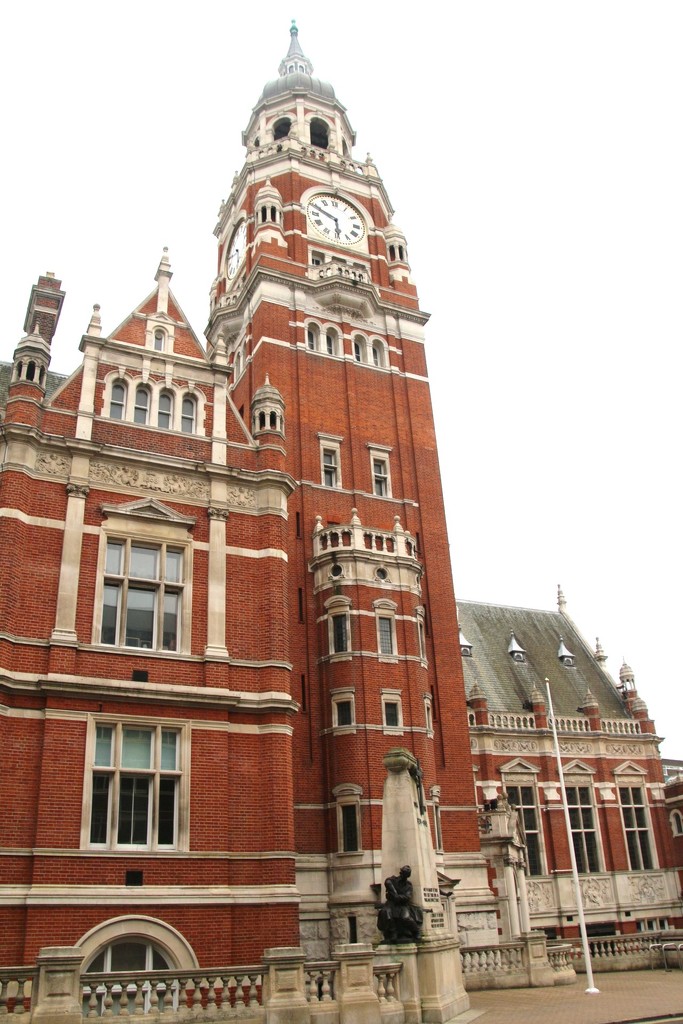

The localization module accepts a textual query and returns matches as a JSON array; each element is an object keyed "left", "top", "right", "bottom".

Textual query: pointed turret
[
  {"left": 155, "top": 247, "right": 173, "bottom": 314},
  {"left": 6, "top": 273, "right": 64, "bottom": 426}
]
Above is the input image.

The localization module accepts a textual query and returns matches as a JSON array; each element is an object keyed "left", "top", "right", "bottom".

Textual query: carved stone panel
[
  {"left": 527, "top": 880, "right": 553, "bottom": 913},
  {"left": 90, "top": 461, "right": 209, "bottom": 500},
  {"left": 629, "top": 874, "right": 666, "bottom": 903},
  {"left": 581, "top": 877, "right": 611, "bottom": 907}
]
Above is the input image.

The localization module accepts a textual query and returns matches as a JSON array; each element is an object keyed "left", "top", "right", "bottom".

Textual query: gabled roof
[{"left": 457, "top": 599, "right": 627, "bottom": 719}]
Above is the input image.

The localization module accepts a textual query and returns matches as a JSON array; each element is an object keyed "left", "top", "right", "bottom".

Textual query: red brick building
[{"left": 0, "top": 24, "right": 677, "bottom": 973}]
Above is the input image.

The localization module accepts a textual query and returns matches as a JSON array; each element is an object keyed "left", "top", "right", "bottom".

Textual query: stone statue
[{"left": 377, "top": 865, "right": 424, "bottom": 943}]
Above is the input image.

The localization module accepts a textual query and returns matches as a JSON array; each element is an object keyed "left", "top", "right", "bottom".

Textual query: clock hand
[{"left": 312, "top": 204, "right": 339, "bottom": 224}]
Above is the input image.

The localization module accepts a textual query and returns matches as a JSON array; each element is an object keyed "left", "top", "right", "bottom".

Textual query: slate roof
[
  {"left": 457, "top": 599, "right": 628, "bottom": 720},
  {"left": 0, "top": 361, "right": 67, "bottom": 415}
]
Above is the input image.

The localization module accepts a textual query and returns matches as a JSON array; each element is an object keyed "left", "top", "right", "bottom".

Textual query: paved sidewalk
[{"left": 455, "top": 969, "right": 683, "bottom": 1024}]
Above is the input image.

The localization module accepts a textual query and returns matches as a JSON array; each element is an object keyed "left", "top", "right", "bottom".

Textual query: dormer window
[
  {"left": 558, "top": 637, "right": 575, "bottom": 667},
  {"left": 508, "top": 631, "right": 526, "bottom": 663},
  {"left": 459, "top": 625, "right": 473, "bottom": 658}
]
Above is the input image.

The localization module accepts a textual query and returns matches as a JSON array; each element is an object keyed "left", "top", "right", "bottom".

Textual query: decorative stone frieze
[
  {"left": 36, "top": 452, "right": 70, "bottom": 476},
  {"left": 493, "top": 739, "right": 539, "bottom": 753},
  {"left": 629, "top": 874, "right": 666, "bottom": 903},
  {"left": 581, "top": 877, "right": 611, "bottom": 907},
  {"left": 90, "top": 461, "right": 209, "bottom": 499},
  {"left": 226, "top": 484, "right": 256, "bottom": 509}
]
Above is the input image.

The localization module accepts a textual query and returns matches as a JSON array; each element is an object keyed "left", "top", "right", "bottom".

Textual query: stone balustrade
[
  {"left": 25, "top": 930, "right": 683, "bottom": 1023},
  {"left": 312, "top": 512, "right": 417, "bottom": 562},
  {"left": 487, "top": 713, "right": 536, "bottom": 730},
  {"left": 0, "top": 968, "right": 33, "bottom": 1015},
  {"left": 601, "top": 719, "right": 641, "bottom": 735},
  {"left": 472, "top": 712, "right": 642, "bottom": 736},
  {"left": 308, "top": 264, "right": 369, "bottom": 285},
  {"left": 568, "top": 933, "right": 683, "bottom": 972},
  {"left": 82, "top": 967, "right": 264, "bottom": 1020}
]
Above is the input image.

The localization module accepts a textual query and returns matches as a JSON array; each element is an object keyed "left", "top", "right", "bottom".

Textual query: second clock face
[
  {"left": 307, "top": 194, "right": 365, "bottom": 246},
  {"left": 227, "top": 222, "right": 247, "bottom": 279}
]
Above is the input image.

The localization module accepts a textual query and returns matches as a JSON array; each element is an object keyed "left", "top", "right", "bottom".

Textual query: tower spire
[{"left": 279, "top": 19, "right": 313, "bottom": 77}]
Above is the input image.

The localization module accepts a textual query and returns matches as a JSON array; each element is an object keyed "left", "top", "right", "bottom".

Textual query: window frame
[
  {"left": 93, "top": 505, "right": 194, "bottom": 655},
  {"left": 158, "top": 390, "right": 173, "bottom": 429},
  {"left": 134, "top": 386, "right": 151, "bottom": 425},
  {"left": 331, "top": 688, "right": 356, "bottom": 732},
  {"left": 619, "top": 784, "right": 655, "bottom": 870},
  {"left": 505, "top": 780, "right": 544, "bottom": 876},
  {"left": 181, "top": 394, "right": 197, "bottom": 434},
  {"left": 319, "top": 434, "right": 343, "bottom": 489},
  {"left": 82, "top": 718, "right": 188, "bottom": 853},
  {"left": 333, "top": 782, "right": 363, "bottom": 854},
  {"left": 100, "top": 539, "right": 185, "bottom": 652},
  {"left": 381, "top": 688, "right": 403, "bottom": 735},
  {"left": 368, "top": 445, "right": 392, "bottom": 498},
  {"left": 565, "top": 780, "right": 601, "bottom": 873},
  {"left": 374, "top": 598, "right": 398, "bottom": 663},
  {"left": 110, "top": 380, "right": 127, "bottom": 420}
]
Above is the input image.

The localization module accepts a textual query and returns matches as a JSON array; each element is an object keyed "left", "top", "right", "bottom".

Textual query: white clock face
[
  {"left": 227, "top": 222, "right": 247, "bottom": 279},
  {"left": 307, "top": 194, "right": 365, "bottom": 246}
]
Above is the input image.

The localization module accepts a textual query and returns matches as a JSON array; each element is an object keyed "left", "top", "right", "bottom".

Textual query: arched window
[
  {"left": 372, "top": 343, "right": 382, "bottom": 367},
  {"left": 134, "top": 387, "right": 150, "bottom": 425},
  {"left": 153, "top": 329, "right": 165, "bottom": 352},
  {"left": 85, "top": 939, "right": 171, "bottom": 974},
  {"left": 235, "top": 351, "right": 242, "bottom": 378},
  {"left": 259, "top": 411, "right": 266, "bottom": 430},
  {"left": 273, "top": 118, "right": 291, "bottom": 141},
  {"left": 672, "top": 811, "right": 683, "bottom": 835},
  {"left": 353, "top": 337, "right": 365, "bottom": 363},
  {"left": 261, "top": 207, "right": 267, "bottom": 223},
  {"left": 270, "top": 206, "right": 277, "bottom": 222},
  {"left": 269, "top": 411, "right": 277, "bottom": 429},
  {"left": 26, "top": 361, "right": 36, "bottom": 382},
  {"left": 181, "top": 396, "right": 196, "bottom": 434},
  {"left": 110, "top": 381, "right": 126, "bottom": 420},
  {"left": 310, "top": 118, "right": 329, "bottom": 149},
  {"left": 158, "top": 392, "right": 173, "bottom": 429},
  {"left": 307, "top": 323, "right": 319, "bottom": 351},
  {"left": 389, "top": 245, "right": 396, "bottom": 261}
]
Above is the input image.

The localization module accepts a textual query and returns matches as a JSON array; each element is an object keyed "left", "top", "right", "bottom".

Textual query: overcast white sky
[{"left": 1, "top": 2, "right": 681, "bottom": 756}]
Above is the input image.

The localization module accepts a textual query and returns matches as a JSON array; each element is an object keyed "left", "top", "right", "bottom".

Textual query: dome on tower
[{"left": 258, "top": 21, "right": 337, "bottom": 103}]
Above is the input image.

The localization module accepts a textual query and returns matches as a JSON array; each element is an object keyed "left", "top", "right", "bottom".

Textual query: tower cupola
[
  {"left": 243, "top": 22, "right": 356, "bottom": 157},
  {"left": 251, "top": 374, "right": 285, "bottom": 439}
]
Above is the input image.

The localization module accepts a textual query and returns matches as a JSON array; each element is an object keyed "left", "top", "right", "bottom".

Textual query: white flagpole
[{"left": 545, "top": 677, "right": 599, "bottom": 995}]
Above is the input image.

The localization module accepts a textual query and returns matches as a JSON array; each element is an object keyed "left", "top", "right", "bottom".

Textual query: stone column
[
  {"left": 204, "top": 506, "right": 229, "bottom": 659},
  {"left": 504, "top": 858, "right": 521, "bottom": 938},
  {"left": 31, "top": 946, "right": 84, "bottom": 1024},
  {"left": 262, "top": 947, "right": 310, "bottom": 1024},
  {"left": 517, "top": 863, "right": 532, "bottom": 934},
  {"left": 334, "top": 943, "right": 381, "bottom": 1024},
  {"left": 51, "top": 484, "right": 89, "bottom": 645}
]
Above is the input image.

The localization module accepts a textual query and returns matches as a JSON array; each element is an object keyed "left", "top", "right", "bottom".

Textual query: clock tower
[{"left": 207, "top": 22, "right": 484, "bottom": 953}]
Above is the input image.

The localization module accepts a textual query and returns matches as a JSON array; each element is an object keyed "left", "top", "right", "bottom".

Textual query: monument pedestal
[
  {"left": 378, "top": 748, "right": 470, "bottom": 1022},
  {"left": 417, "top": 933, "right": 469, "bottom": 1022}
]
